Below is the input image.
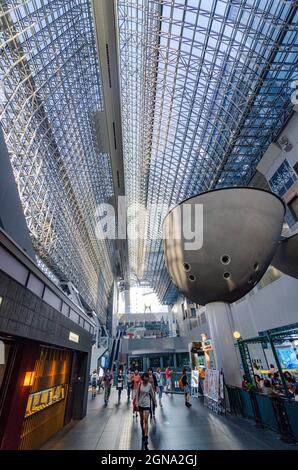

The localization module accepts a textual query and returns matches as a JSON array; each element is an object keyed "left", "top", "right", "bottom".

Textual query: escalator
[{"left": 108, "top": 329, "right": 123, "bottom": 371}]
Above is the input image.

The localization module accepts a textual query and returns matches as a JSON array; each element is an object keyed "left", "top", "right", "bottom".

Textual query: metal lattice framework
[
  {"left": 0, "top": 0, "right": 117, "bottom": 321},
  {"left": 118, "top": 0, "right": 298, "bottom": 303}
]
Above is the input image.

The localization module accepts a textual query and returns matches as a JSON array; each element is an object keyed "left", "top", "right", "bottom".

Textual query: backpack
[{"left": 178, "top": 376, "right": 184, "bottom": 390}]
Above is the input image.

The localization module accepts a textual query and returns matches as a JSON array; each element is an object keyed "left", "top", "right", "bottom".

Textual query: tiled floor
[{"left": 42, "top": 389, "right": 295, "bottom": 450}]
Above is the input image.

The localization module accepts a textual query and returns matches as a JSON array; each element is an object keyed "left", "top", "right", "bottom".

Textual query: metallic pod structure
[{"left": 163, "top": 188, "right": 285, "bottom": 306}]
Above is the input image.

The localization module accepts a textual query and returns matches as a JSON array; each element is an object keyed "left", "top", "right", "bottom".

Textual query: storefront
[
  {"left": 0, "top": 337, "right": 89, "bottom": 450},
  {"left": 128, "top": 352, "right": 190, "bottom": 371},
  {"left": 0, "top": 231, "right": 93, "bottom": 450},
  {"left": 19, "top": 346, "right": 72, "bottom": 450}
]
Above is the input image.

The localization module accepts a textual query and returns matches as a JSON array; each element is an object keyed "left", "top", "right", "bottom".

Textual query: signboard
[
  {"left": 191, "top": 370, "right": 199, "bottom": 388},
  {"left": 69, "top": 331, "right": 79, "bottom": 343},
  {"left": 202, "top": 339, "right": 212, "bottom": 352},
  {"left": 204, "top": 369, "right": 220, "bottom": 402}
]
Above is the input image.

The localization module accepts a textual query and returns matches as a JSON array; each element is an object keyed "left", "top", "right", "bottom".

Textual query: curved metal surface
[
  {"left": 271, "top": 234, "right": 298, "bottom": 279},
  {"left": 163, "top": 188, "right": 285, "bottom": 305}
]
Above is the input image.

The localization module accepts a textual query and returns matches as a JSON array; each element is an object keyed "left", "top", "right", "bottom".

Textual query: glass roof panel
[
  {"left": 118, "top": 0, "right": 298, "bottom": 304},
  {"left": 0, "top": 0, "right": 116, "bottom": 320}
]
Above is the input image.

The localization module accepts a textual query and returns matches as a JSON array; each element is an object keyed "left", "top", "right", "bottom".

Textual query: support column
[{"left": 206, "top": 302, "right": 242, "bottom": 387}]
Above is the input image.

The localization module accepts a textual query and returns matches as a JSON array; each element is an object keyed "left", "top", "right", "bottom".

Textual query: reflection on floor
[{"left": 42, "top": 389, "right": 295, "bottom": 450}]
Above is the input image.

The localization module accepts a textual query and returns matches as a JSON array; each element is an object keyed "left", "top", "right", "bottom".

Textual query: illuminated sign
[
  {"left": 24, "top": 371, "right": 35, "bottom": 387},
  {"left": 69, "top": 331, "right": 79, "bottom": 343}
]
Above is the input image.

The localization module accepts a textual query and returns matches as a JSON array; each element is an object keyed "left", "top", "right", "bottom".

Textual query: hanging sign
[
  {"left": 191, "top": 370, "right": 199, "bottom": 388},
  {"left": 203, "top": 339, "right": 212, "bottom": 352}
]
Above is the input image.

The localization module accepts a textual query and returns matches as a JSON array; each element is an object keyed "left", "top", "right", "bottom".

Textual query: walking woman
[
  {"left": 135, "top": 372, "right": 157, "bottom": 450},
  {"left": 91, "top": 369, "right": 98, "bottom": 399},
  {"left": 103, "top": 368, "right": 113, "bottom": 406},
  {"left": 180, "top": 368, "right": 192, "bottom": 408},
  {"left": 155, "top": 367, "right": 164, "bottom": 408},
  {"left": 147, "top": 368, "right": 157, "bottom": 419},
  {"left": 126, "top": 367, "right": 133, "bottom": 401},
  {"left": 131, "top": 369, "right": 142, "bottom": 417},
  {"left": 117, "top": 367, "right": 124, "bottom": 403}
]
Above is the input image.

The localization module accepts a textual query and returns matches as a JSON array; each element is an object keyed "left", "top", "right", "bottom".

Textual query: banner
[
  {"left": 191, "top": 370, "right": 199, "bottom": 388},
  {"left": 203, "top": 369, "right": 221, "bottom": 402}
]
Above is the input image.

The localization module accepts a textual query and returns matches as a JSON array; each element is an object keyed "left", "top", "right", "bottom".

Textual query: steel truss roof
[
  {"left": 0, "top": 0, "right": 117, "bottom": 321},
  {"left": 118, "top": 0, "right": 298, "bottom": 304}
]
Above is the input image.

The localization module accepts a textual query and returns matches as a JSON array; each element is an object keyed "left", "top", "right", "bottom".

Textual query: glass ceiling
[
  {"left": 0, "top": 0, "right": 116, "bottom": 321},
  {"left": 118, "top": 0, "right": 298, "bottom": 304},
  {"left": 0, "top": 0, "right": 298, "bottom": 316}
]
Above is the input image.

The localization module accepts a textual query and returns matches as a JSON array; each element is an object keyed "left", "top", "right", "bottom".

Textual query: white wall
[
  {"left": 231, "top": 274, "right": 298, "bottom": 338},
  {"left": 171, "top": 272, "right": 298, "bottom": 342},
  {"left": 171, "top": 296, "right": 210, "bottom": 338}
]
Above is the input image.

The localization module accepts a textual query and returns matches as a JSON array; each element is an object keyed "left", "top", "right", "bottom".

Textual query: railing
[
  {"left": 226, "top": 385, "right": 298, "bottom": 443},
  {"left": 0, "top": 228, "right": 95, "bottom": 334}
]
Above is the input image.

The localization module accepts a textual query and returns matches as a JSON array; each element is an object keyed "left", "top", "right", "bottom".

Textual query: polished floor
[{"left": 42, "top": 389, "right": 294, "bottom": 450}]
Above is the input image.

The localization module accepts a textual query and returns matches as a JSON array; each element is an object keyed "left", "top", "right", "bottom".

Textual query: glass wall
[
  {"left": 161, "top": 354, "right": 174, "bottom": 368},
  {"left": 149, "top": 356, "right": 161, "bottom": 369},
  {"left": 129, "top": 357, "right": 144, "bottom": 371},
  {"left": 176, "top": 352, "right": 190, "bottom": 369}
]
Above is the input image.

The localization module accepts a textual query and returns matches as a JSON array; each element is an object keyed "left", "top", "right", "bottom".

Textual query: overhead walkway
[{"left": 42, "top": 390, "right": 294, "bottom": 451}]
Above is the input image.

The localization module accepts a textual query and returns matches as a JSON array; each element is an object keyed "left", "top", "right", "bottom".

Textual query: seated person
[
  {"left": 254, "top": 374, "right": 264, "bottom": 392},
  {"left": 242, "top": 374, "right": 248, "bottom": 390},
  {"left": 262, "top": 379, "right": 276, "bottom": 396}
]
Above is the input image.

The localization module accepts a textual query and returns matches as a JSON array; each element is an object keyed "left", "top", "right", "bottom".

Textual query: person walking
[
  {"left": 165, "top": 366, "right": 172, "bottom": 393},
  {"left": 103, "top": 368, "right": 113, "bottom": 406},
  {"left": 126, "top": 367, "right": 133, "bottom": 402},
  {"left": 117, "top": 367, "right": 124, "bottom": 403},
  {"left": 131, "top": 369, "right": 142, "bottom": 417},
  {"left": 148, "top": 368, "right": 158, "bottom": 419},
  {"left": 91, "top": 369, "right": 98, "bottom": 399},
  {"left": 198, "top": 366, "right": 205, "bottom": 395},
  {"left": 155, "top": 367, "right": 164, "bottom": 407},
  {"left": 97, "top": 366, "right": 104, "bottom": 394},
  {"left": 180, "top": 368, "right": 192, "bottom": 408},
  {"left": 135, "top": 372, "right": 157, "bottom": 450}
]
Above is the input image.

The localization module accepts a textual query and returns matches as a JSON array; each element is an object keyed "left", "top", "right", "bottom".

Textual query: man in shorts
[{"left": 165, "top": 366, "right": 172, "bottom": 393}]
